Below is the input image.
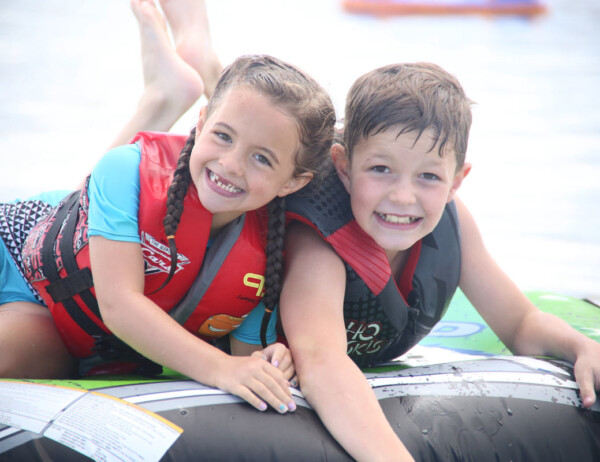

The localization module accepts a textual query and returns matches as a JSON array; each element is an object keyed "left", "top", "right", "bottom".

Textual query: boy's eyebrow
[{"left": 213, "top": 122, "right": 280, "bottom": 165}]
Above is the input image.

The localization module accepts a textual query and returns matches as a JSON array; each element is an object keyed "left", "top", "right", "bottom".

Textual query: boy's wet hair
[
  {"left": 343, "top": 62, "right": 472, "bottom": 169},
  {"left": 161, "top": 55, "right": 336, "bottom": 344}
]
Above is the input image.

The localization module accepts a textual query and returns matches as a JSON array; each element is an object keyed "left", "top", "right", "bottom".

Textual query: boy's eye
[
  {"left": 371, "top": 165, "right": 390, "bottom": 173},
  {"left": 216, "top": 131, "right": 232, "bottom": 143},
  {"left": 421, "top": 172, "right": 440, "bottom": 181},
  {"left": 253, "top": 153, "right": 272, "bottom": 167}
]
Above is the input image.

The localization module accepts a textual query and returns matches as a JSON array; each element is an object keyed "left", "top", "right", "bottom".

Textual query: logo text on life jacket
[
  {"left": 243, "top": 273, "right": 265, "bottom": 296},
  {"left": 141, "top": 232, "right": 191, "bottom": 275},
  {"left": 346, "top": 320, "right": 385, "bottom": 356}
]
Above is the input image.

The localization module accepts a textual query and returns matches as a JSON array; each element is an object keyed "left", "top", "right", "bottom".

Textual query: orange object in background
[{"left": 341, "top": 0, "right": 547, "bottom": 17}]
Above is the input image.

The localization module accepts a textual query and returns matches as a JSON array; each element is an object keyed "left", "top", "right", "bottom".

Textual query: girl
[{"left": 0, "top": 12, "right": 336, "bottom": 415}]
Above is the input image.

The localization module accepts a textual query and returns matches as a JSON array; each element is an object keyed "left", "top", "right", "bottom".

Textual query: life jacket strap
[{"left": 41, "top": 191, "right": 105, "bottom": 337}]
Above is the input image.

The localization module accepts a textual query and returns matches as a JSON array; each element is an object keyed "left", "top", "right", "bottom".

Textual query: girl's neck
[{"left": 209, "top": 212, "right": 242, "bottom": 238}]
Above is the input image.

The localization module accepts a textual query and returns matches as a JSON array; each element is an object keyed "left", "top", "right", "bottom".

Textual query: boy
[{"left": 280, "top": 63, "right": 600, "bottom": 462}]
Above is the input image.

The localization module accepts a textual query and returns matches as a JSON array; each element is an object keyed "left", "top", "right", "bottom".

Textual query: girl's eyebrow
[{"left": 213, "top": 122, "right": 280, "bottom": 165}]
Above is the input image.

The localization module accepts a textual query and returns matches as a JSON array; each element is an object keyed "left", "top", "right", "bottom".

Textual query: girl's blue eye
[
  {"left": 254, "top": 153, "right": 272, "bottom": 167},
  {"left": 216, "top": 132, "right": 232, "bottom": 143}
]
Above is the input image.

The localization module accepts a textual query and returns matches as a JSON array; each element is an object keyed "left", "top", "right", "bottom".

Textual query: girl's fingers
[
  {"left": 289, "top": 374, "right": 299, "bottom": 389},
  {"left": 275, "top": 350, "right": 293, "bottom": 372},
  {"left": 233, "top": 385, "right": 268, "bottom": 412},
  {"left": 255, "top": 364, "right": 297, "bottom": 413}
]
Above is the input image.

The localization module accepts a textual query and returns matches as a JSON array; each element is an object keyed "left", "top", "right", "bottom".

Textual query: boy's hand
[
  {"left": 213, "top": 354, "right": 296, "bottom": 414},
  {"left": 573, "top": 340, "right": 600, "bottom": 408}
]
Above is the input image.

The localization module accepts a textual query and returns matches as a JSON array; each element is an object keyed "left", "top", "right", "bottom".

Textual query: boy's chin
[{"left": 376, "top": 236, "right": 420, "bottom": 260}]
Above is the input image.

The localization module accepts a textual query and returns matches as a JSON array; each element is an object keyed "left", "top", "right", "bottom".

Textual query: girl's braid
[
  {"left": 150, "top": 127, "right": 196, "bottom": 294},
  {"left": 260, "top": 196, "right": 286, "bottom": 347}
]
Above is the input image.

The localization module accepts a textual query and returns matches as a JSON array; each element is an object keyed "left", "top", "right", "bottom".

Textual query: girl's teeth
[{"left": 209, "top": 171, "right": 242, "bottom": 193}]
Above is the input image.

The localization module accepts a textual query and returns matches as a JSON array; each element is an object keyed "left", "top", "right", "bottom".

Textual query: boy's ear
[
  {"left": 331, "top": 143, "right": 351, "bottom": 193},
  {"left": 277, "top": 172, "right": 313, "bottom": 197},
  {"left": 447, "top": 162, "right": 471, "bottom": 203}
]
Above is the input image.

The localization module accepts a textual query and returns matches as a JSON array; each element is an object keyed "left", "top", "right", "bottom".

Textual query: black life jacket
[{"left": 286, "top": 168, "right": 461, "bottom": 368}]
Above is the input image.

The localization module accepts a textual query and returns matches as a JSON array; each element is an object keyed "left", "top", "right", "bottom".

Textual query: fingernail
[
  {"left": 262, "top": 355, "right": 268, "bottom": 361},
  {"left": 288, "top": 401, "right": 296, "bottom": 412},
  {"left": 259, "top": 402, "right": 267, "bottom": 411},
  {"left": 273, "top": 359, "right": 279, "bottom": 368},
  {"left": 279, "top": 403, "right": 287, "bottom": 413}
]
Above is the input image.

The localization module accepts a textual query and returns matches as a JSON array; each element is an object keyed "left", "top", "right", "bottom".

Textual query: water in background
[{"left": 1, "top": 0, "right": 598, "bottom": 298}]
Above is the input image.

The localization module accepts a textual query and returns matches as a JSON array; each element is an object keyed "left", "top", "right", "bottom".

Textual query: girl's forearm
[{"left": 101, "top": 290, "right": 228, "bottom": 385}]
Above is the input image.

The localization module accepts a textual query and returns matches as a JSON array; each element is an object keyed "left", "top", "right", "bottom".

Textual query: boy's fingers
[
  {"left": 582, "top": 394, "right": 596, "bottom": 408},
  {"left": 575, "top": 365, "right": 597, "bottom": 408}
]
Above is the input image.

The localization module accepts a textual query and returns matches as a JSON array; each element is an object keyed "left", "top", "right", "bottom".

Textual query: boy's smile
[{"left": 335, "top": 127, "right": 469, "bottom": 263}]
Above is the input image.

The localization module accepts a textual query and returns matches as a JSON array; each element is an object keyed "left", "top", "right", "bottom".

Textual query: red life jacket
[{"left": 21, "top": 132, "right": 269, "bottom": 360}]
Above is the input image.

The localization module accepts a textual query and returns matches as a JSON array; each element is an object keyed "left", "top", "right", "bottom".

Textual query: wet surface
[{"left": 1, "top": 0, "right": 598, "bottom": 297}]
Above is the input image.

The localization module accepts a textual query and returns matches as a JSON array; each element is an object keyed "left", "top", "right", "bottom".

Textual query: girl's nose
[{"left": 218, "top": 149, "right": 243, "bottom": 177}]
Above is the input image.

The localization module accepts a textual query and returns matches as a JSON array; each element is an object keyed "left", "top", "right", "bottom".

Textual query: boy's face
[{"left": 334, "top": 127, "right": 469, "bottom": 262}]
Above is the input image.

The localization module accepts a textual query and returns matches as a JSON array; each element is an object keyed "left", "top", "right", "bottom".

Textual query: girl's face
[{"left": 190, "top": 87, "right": 309, "bottom": 231}]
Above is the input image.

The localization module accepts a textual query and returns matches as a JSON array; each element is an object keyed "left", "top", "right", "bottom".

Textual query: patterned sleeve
[
  {"left": 87, "top": 143, "right": 142, "bottom": 243},
  {"left": 230, "top": 302, "right": 278, "bottom": 345}
]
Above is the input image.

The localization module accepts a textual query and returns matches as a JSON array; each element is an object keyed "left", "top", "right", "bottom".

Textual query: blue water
[{"left": 1, "top": 0, "right": 598, "bottom": 297}]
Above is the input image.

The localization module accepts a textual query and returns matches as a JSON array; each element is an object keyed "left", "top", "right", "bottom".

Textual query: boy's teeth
[
  {"left": 209, "top": 171, "right": 242, "bottom": 193},
  {"left": 377, "top": 213, "right": 418, "bottom": 224}
]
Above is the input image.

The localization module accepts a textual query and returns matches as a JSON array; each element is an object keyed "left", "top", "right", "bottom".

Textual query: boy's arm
[
  {"left": 280, "top": 222, "right": 414, "bottom": 462},
  {"left": 456, "top": 197, "right": 600, "bottom": 406}
]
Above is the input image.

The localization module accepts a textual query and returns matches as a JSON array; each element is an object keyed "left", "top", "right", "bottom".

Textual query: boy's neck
[
  {"left": 386, "top": 248, "right": 410, "bottom": 280},
  {"left": 386, "top": 242, "right": 423, "bottom": 297}
]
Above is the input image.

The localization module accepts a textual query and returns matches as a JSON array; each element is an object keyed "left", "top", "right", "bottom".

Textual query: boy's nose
[
  {"left": 218, "top": 149, "right": 243, "bottom": 177},
  {"left": 389, "top": 181, "right": 416, "bottom": 205}
]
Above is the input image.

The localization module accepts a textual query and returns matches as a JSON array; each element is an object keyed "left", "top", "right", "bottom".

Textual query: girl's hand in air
[{"left": 213, "top": 353, "right": 297, "bottom": 414}]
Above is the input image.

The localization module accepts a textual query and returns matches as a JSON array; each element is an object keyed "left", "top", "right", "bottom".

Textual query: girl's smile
[{"left": 206, "top": 169, "right": 244, "bottom": 196}]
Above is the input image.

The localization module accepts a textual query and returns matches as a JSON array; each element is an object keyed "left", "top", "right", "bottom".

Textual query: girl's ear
[
  {"left": 276, "top": 172, "right": 313, "bottom": 197},
  {"left": 447, "top": 162, "right": 471, "bottom": 203},
  {"left": 195, "top": 107, "right": 208, "bottom": 139},
  {"left": 331, "top": 143, "right": 351, "bottom": 193}
]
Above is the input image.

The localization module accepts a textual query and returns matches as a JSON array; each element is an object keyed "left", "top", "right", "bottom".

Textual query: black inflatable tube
[{"left": 1, "top": 357, "right": 599, "bottom": 461}]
